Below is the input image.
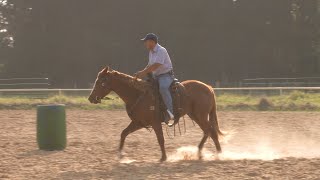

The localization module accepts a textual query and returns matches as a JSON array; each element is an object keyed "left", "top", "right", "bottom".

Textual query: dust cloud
[{"left": 168, "top": 114, "right": 320, "bottom": 161}]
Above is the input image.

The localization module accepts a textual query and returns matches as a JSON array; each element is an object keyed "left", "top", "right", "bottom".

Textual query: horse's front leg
[
  {"left": 119, "top": 121, "right": 142, "bottom": 159},
  {"left": 152, "top": 120, "right": 167, "bottom": 162}
]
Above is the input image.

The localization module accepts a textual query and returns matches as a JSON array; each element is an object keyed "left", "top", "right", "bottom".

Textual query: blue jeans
[{"left": 157, "top": 73, "right": 174, "bottom": 113}]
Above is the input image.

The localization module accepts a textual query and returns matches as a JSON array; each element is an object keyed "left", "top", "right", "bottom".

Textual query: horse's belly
[{"left": 126, "top": 99, "right": 154, "bottom": 126}]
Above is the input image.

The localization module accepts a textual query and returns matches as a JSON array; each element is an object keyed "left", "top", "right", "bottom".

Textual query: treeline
[{"left": 0, "top": 0, "right": 319, "bottom": 88}]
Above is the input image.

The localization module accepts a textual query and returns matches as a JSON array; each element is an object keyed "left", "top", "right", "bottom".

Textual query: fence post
[{"left": 279, "top": 88, "right": 283, "bottom": 96}]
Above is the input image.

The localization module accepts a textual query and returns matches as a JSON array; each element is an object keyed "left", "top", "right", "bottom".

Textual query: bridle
[
  {"left": 94, "top": 74, "right": 149, "bottom": 116},
  {"left": 94, "top": 75, "right": 112, "bottom": 102}
]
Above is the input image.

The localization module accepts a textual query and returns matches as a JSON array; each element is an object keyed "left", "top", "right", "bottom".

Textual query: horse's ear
[{"left": 103, "top": 66, "right": 109, "bottom": 72}]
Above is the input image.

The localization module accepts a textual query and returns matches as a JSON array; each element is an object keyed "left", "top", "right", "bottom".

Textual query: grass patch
[
  {"left": 0, "top": 94, "right": 124, "bottom": 110},
  {"left": 216, "top": 91, "right": 320, "bottom": 111},
  {"left": 0, "top": 91, "right": 319, "bottom": 111}
]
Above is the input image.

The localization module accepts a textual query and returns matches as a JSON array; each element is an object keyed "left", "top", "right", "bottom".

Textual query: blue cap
[{"left": 141, "top": 33, "right": 158, "bottom": 43}]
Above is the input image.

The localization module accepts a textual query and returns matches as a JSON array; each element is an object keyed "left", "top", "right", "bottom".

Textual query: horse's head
[{"left": 88, "top": 66, "right": 113, "bottom": 104}]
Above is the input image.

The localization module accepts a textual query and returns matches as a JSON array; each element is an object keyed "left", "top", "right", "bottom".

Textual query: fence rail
[
  {"left": 0, "top": 78, "right": 50, "bottom": 89},
  {"left": 0, "top": 87, "right": 319, "bottom": 98},
  {"left": 214, "top": 87, "right": 320, "bottom": 96},
  {"left": 241, "top": 77, "right": 320, "bottom": 87}
]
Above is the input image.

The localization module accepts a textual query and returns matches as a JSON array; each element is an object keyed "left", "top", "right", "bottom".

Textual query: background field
[{"left": 1, "top": 91, "right": 320, "bottom": 111}]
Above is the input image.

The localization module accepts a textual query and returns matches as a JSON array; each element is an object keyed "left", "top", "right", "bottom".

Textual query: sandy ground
[{"left": 0, "top": 110, "right": 320, "bottom": 180}]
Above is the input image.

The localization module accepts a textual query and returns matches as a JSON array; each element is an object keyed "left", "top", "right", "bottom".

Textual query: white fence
[
  {"left": 0, "top": 87, "right": 320, "bottom": 98},
  {"left": 0, "top": 78, "right": 50, "bottom": 89},
  {"left": 214, "top": 87, "right": 320, "bottom": 95}
]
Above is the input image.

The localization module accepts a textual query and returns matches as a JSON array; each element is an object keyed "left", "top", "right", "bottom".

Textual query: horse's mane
[{"left": 110, "top": 70, "right": 152, "bottom": 92}]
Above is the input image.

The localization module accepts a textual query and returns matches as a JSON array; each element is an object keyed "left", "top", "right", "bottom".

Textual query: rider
[{"left": 135, "top": 33, "right": 175, "bottom": 122}]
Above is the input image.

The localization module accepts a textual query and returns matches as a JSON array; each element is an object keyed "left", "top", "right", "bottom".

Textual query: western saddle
[{"left": 148, "top": 73, "right": 187, "bottom": 126}]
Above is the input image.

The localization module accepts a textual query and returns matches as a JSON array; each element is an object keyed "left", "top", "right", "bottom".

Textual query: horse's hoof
[
  {"left": 159, "top": 156, "right": 167, "bottom": 162},
  {"left": 118, "top": 151, "right": 124, "bottom": 159},
  {"left": 198, "top": 152, "right": 203, "bottom": 160},
  {"left": 214, "top": 151, "right": 221, "bottom": 160}
]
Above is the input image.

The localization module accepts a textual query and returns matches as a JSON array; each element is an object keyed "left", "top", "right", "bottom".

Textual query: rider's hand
[{"left": 134, "top": 71, "right": 145, "bottom": 79}]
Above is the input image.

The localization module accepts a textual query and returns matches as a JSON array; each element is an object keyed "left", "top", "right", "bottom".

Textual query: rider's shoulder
[{"left": 157, "top": 44, "right": 168, "bottom": 53}]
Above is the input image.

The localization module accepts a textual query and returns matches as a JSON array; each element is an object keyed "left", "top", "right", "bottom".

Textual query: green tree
[{"left": 0, "top": 0, "right": 31, "bottom": 75}]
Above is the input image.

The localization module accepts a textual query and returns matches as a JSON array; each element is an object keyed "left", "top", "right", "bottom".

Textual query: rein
[{"left": 127, "top": 91, "right": 146, "bottom": 118}]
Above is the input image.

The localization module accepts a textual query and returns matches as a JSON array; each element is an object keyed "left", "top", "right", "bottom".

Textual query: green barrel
[{"left": 37, "top": 104, "right": 66, "bottom": 150}]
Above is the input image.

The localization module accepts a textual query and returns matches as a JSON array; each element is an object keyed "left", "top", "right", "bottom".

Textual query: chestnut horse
[{"left": 88, "top": 67, "right": 224, "bottom": 161}]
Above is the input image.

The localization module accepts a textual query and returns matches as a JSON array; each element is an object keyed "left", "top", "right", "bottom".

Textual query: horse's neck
[{"left": 111, "top": 76, "right": 141, "bottom": 106}]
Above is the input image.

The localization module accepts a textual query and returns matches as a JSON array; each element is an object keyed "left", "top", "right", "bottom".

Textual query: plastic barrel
[{"left": 37, "top": 104, "right": 66, "bottom": 150}]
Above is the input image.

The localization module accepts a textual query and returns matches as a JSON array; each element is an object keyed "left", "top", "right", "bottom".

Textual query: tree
[
  {"left": 1, "top": 0, "right": 319, "bottom": 87},
  {"left": 0, "top": 0, "right": 31, "bottom": 75}
]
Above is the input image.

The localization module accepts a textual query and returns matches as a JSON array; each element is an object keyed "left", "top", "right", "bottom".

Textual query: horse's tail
[{"left": 209, "top": 89, "right": 224, "bottom": 137}]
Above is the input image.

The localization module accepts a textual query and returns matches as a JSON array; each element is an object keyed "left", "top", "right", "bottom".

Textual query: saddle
[{"left": 148, "top": 74, "right": 187, "bottom": 126}]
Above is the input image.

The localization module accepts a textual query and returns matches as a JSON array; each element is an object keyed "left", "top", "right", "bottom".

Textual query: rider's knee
[{"left": 159, "top": 85, "right": 169, "bottom": 93}]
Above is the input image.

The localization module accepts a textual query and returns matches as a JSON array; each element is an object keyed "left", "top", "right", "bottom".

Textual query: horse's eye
[
  {"left": 99, "top": 77, "right": 107, "bottom": 82},
  {"left": 101, "top": 83, "right": 105, "bottom": 87}
]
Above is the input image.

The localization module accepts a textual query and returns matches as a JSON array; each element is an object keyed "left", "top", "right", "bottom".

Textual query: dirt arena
[{"left": 0, "top": 110, "right": 320, "bottom": 179}]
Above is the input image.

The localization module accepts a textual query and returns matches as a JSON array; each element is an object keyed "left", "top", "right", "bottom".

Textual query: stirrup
[
  {"left": 167, "top": 118, "right": 179, "bottom": 127},
  {"left": 166, "top": 110, "right": 174, "bottom": 120},
  {"left": 165, "top": 110, "right": 174, "bottom": 126}
]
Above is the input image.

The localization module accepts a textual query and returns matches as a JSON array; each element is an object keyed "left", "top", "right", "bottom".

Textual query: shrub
[
  {"left": 257, "top": 98, "right": 273, "bottom": 110},
  {"left": 288, "top": 91, "right": 305, "bottom": 101}
]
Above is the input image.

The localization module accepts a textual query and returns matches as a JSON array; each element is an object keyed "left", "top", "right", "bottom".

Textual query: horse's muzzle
[{"left": 88, "top": 95, "right": 102, "bottom": 104}]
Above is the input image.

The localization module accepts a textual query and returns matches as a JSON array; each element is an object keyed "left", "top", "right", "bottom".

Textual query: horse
[{"left": 88, "top": 66, "right": 224, "bottom": 161}]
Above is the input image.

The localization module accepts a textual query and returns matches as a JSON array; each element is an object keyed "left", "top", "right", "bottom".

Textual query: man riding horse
[
  {"left": 135, "top": 33, "right": 175, "bottom": 124},
  {"left": 88, "top": 33, "right": 224, "bottom": 161}
]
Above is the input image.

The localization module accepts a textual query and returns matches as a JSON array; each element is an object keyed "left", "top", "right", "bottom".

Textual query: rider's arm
[
  {"left": 142, "top": 64, "right": 149, "bottom": 71},
  {"left": 143, "top": 63, "right": 161, "bottom": 74},
  {"left": 136, "top": 63, "right": 161, "bottom": 78},
  {"left": 136, "top": 48, "right": 165, "bottom": 78}
]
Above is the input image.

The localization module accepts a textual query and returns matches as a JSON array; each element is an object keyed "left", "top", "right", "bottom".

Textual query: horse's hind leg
[
  {"left": 198, "top": 134, "right": 208, "bottom": 160},
  {"left": 192, "top": 113, "right": 222, "bottom": 156},
  {"left": 210, "top": 126, "right": 222, "bottom": 153},
  {"left": 202, "top": 117, "right": 222, "bottom": 153},
  {"left": 188, "top": 113, "right": 209, "bottom": 159},
  {"left": 119, "top": 121, "right": 142, "bottom": 158}
]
